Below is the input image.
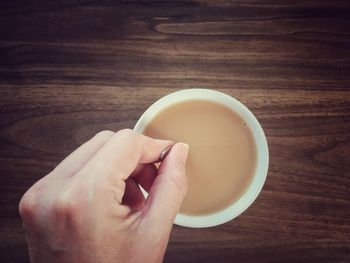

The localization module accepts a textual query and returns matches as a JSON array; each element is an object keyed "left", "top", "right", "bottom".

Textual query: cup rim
[{"left": 134, "top": 88, "right": 269, "bottom": 228}]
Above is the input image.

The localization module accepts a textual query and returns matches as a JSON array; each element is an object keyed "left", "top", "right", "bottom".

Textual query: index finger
[{"left": 78, "top": 129, "right": 173, "bottom": 182}]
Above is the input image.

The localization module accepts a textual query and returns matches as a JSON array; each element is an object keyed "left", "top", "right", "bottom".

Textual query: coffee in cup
[
  {"left": 134, "top": 89, "right": 268, "bottom": 227},
  {"left": 143, "top": 99, "right": 257, "bottom": 216}
]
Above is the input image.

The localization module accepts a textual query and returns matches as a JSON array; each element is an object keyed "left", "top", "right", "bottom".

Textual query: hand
[{"left": 19, "top": 129, "right": 189, "bottom": 263}]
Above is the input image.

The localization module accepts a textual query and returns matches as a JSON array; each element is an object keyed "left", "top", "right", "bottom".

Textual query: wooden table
[{"left": 1, "top": 1, "right": 349, "bottom": 262}]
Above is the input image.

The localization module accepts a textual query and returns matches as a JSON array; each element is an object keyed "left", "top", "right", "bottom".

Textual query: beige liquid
[{"left": 143, "top": 99, "right": 257, "bottom": 215}]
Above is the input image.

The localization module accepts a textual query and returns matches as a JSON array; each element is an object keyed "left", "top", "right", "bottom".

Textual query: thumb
[{"left": 142, "top": 142, "right": 189, "bottom": 228}]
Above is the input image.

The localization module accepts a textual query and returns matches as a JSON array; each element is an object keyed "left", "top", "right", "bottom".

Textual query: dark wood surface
[{"left": 1, "top": 1, "right": 350, "bottom": 262}]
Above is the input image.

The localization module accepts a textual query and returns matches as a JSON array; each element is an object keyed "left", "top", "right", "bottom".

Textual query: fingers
[
  {"left": 142, "top": 143, "right": 189, "bottom": 229},
  {"left": 78, "top": 129, "right": 173, "bottom": 182},
  {"left": 122, "top": 178, "right": 145, "bottom": 211},
  {"left": 52, "top": 130, "right": 115, "bottom": 178},
  {"left": 132, "top": 163, "right": 158, "bottom": 192}
]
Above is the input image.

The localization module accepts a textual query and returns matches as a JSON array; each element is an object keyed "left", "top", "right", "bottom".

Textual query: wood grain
[{"left": 1, "top": 1, "right": 350, "bottom": 262}]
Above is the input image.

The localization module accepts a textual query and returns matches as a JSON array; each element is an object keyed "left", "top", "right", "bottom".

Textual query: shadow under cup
[{"left": 134, "top": 89, "right": 269, "bottom": 228}]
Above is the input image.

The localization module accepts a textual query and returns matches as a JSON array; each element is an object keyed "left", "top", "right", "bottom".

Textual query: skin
[{"left": 19, "top": 129, "right": 189, "bottom": 263}]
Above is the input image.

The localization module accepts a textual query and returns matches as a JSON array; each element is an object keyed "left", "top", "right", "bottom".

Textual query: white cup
[{"left": 134, "top": 89, "right": 269, "bottom": 228}]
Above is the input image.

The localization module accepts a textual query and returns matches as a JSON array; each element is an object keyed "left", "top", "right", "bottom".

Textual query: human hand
[{"left": 19, "top": 129, "right": 189, "bottom": 263}]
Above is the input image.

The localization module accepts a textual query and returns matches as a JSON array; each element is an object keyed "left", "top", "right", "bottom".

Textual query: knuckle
[
  {"left": 116, "top": 128, "right": 135, "bottom": 138},
  {"left": 51, "top": 186, "right": 78, "bottom": 216},
  {"left": 52, "top": 196, "right": 76, "bottom": 216},
  {"left": 18, "top": 180, "right": 45, "bottom": 220},
  {"left": 95, "top": 130, "right": 115, "bottom": 139},
  {"left": 19, "top": 192, "right": 37, "bottom": 219},
  {"left": 115, "top": 129, "right": 140, "bottom": 148}
]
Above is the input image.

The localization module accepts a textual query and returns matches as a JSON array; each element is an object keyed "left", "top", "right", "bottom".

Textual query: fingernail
[{"left": 178, "top": 143, "right": 189, "bottom": 164}]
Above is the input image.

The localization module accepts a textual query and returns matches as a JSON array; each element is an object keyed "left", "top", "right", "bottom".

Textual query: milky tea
[{"left": 143, "top": 99, "right": 257, "bottom": 215}]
